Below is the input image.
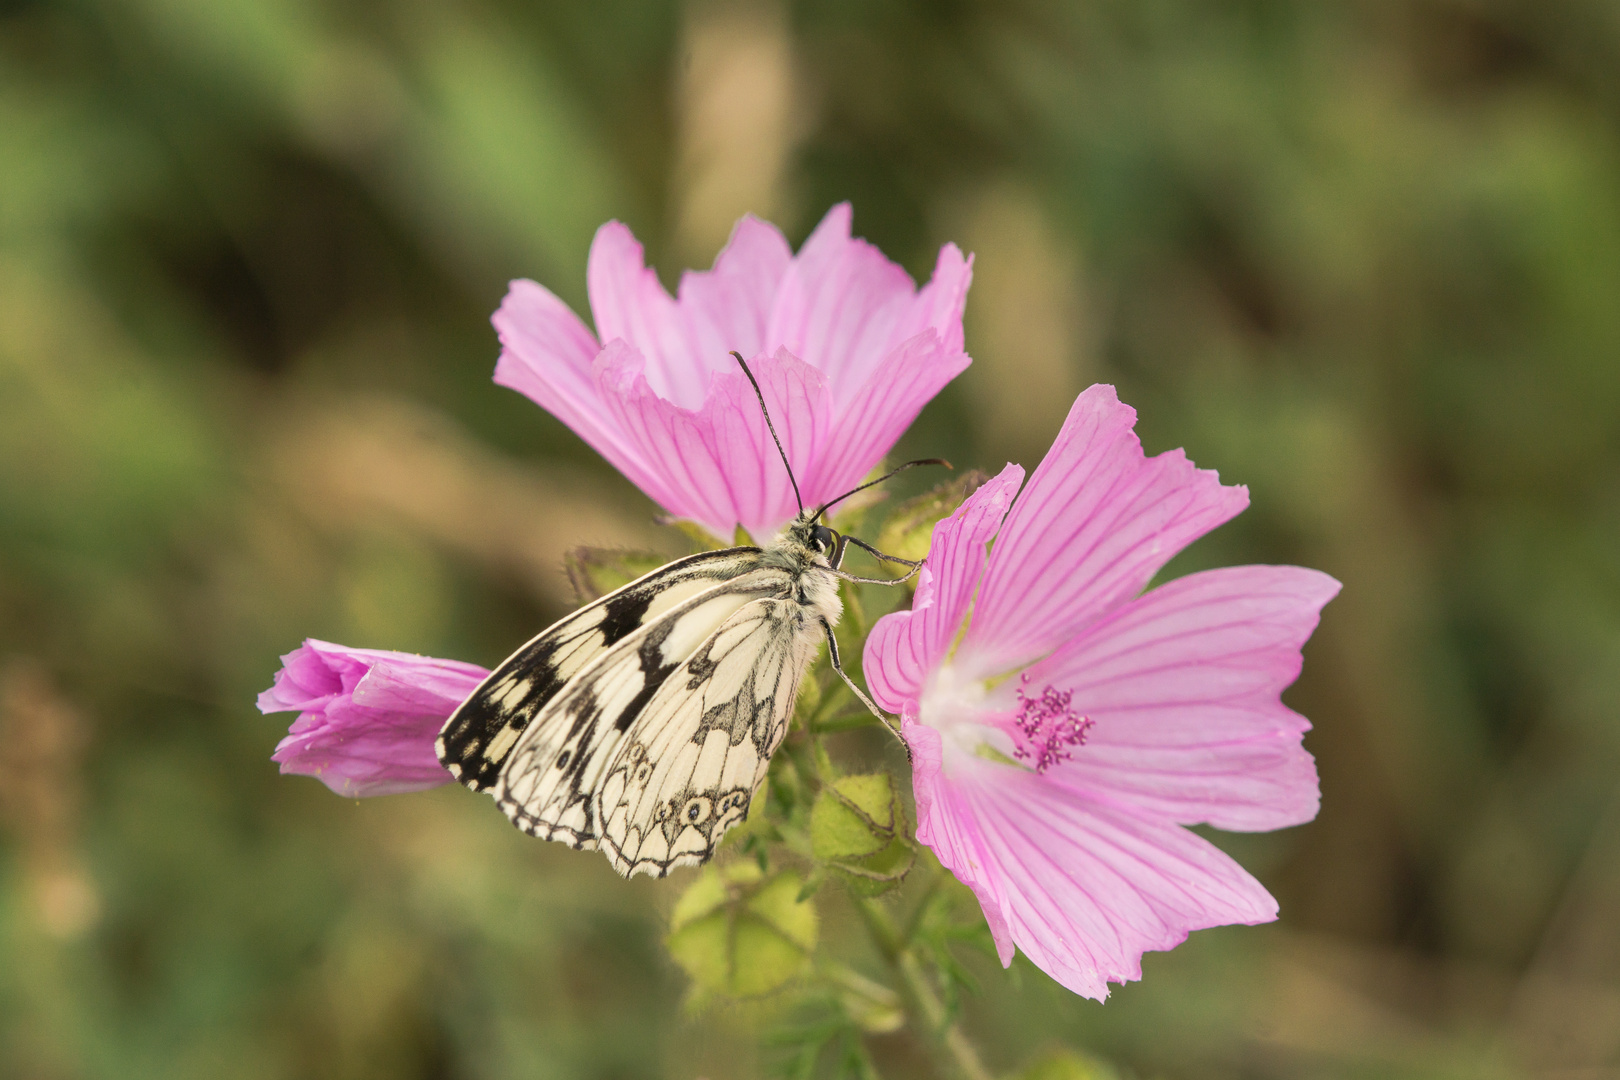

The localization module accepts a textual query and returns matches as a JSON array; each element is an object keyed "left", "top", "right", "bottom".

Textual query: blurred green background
[{"left": 4, "top": 0, "right": 1620, "bottom": 1077}]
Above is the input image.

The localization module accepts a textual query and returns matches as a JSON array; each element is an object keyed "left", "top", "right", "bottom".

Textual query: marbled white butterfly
[{"left": 436, "top": 355, "right": 935, "bottom": 878}]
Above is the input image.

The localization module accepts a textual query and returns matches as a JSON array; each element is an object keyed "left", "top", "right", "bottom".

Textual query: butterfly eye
[{"left": 810, "top": 524, "right": 837, "bottom": 556}]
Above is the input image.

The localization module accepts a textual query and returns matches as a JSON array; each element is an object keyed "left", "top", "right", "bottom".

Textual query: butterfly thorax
[{"left": 760, "top": 517, "right": 844, "bottom": 630}]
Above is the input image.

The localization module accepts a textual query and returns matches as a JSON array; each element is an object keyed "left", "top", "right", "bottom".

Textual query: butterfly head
[
  {"left": 808, "top": 522, "right": 839, "bottom": 559},
  {"left": 778, "top": 514, "right": 843, "bottom": 569}
]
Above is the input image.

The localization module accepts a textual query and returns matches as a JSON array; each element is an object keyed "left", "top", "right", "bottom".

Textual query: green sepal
[
  {"left": 733, "top": 523, "right": 756, "bottom": 547},
  {"left": 810, "top": 773, "right": 915, "bottom": 896},
  {"left": 563, "top": 546, "right": 669, "bottom": 603},
  {"left": 661, "top": 518, "right": 729, "bottom": 551},
  {"left": 873, "top": 470, "right": 990, "bottom": 574},
  {"left": 666, "top": 862, "right": 818, "bottom": 1003},
  {"left": 811, "top": 774, "right": 897, "bottom": 860},
  {"left": 829, "top": 836, "right": 915, "bottom": 897}
]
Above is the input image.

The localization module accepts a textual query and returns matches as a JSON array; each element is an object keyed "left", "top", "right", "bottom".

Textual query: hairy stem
[{"left": 856, "top": 898, "right": 992, "bottom": 1080}]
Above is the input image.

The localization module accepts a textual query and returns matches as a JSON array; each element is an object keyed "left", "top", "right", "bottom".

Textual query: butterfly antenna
[
  {"left": 811, "top": 458, "right": 951, "bottom": 524},
  {"left": 731, "top": 351, "right": 803, "bottom": 516}
]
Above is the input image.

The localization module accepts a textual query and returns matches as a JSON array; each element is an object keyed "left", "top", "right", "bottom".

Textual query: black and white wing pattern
[
  {"left": 435, "top": 547, "right": 764, "bottom": 791},
  {"left": 490, "top": 568, "right": 811, "bottom": 873},
  {"left": 590, "top": 598, "right": 817, "bottom": 877}
]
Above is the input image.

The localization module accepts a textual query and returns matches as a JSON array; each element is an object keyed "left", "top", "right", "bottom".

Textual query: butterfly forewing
[
  {"left": 436, "top": 547, "right": 763, "bottom": 791},
  {"left": 490, "top": 566, "right": 804, "bottom": 858}
]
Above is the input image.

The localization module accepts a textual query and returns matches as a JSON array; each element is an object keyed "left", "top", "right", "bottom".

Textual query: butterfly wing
[
  {"left": 491, "top": 566, "right": 800, "bottom": 855},
  {"left": 436, "top": 547, "right": 763, "bottom": 791},
  {"left": 591, "top": 597, "right": 820, "bottom": 878}
]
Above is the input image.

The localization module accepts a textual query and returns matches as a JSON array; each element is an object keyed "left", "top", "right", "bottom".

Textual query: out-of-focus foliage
[{"left": 2, "top": 0, "right": 1619, "bottom": 1076}]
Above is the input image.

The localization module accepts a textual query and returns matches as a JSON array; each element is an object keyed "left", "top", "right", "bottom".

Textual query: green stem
[{"left": 857, "top": 898, "right": 993, "bottom": 1080}]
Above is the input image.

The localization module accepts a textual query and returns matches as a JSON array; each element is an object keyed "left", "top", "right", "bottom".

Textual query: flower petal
[
  {"left": 912, "top": 750, "right": 1280, "bottom": 1000},
  {"left": 587, "top": 221, "right": 708, "bottom": 407},
  {"left": 864, "top": 465, "right": 1024, "bottom": 713},
  {"left": 495, "top": 209, "right": 972, "bottom": 541},
  {"left": 890, "top": 242, "right": 973, "bottom": 356},
  {"left": 964, "top": 385, "right": 1250, "bottom": 675},
  {"left": 805, "top": 329, "right": 971, "bottom": 505},
  {"left": 596, "top": 342, "right": 831, "bottom": 540},
  {"left": 492, "top": 279, "right": 678, "bottom": 506},
  {"left": 491, "top": 278, "right": 615, "bottom": 441},
  {"left": 259, "top": 640, "right": 487, "bottom": 798},
  {"left": 1021, "top": 565, "right": 1339, "bottom": 831},
  {"left": 902, "top": 716, "right": 1017, "bottom": 965},
  {"left": 764, "top": 203, "right": 920, "bottom": 399},
  {"left": 678, "top": 215, "right": 794, "bottom": 368}
]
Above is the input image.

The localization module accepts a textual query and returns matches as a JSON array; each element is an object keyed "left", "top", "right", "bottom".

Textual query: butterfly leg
[
  {"left": 826, "top": 563, "right": 924, "bottom": 586},
  {"left": 827, "top": 536, "right": 924, "bottom": 585},
  {"left": 820, "top": 617, "right": 909, "bottom": 755}
]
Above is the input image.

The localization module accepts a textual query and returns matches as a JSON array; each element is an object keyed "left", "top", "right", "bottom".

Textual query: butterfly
[{"left": 436, "top": 354, "right": 935, "bottom": 878}]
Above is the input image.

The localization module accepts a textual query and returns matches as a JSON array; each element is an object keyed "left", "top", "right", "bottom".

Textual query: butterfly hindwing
[
  {"left": 491, "top": 566, "right": 802, "bottom": 855},
  {"left": 436, "top": 547, "right": 763, "bottom": 791},
  {"left": 593, "top": 597, "right": 816, "bottom": 877}
]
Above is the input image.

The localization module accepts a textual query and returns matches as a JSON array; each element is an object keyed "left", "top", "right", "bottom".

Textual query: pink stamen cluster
[{"left": 1011, "top": 674, "right": 1093, "bottom": 774}]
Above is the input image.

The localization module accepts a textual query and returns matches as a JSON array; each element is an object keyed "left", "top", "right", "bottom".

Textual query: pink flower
[
  {"left": 493, "top": 203, "right": 972, "bottom": 540},
  {"left": 863, "top": 385, "right": 1339, "bottom": 1000},
  {"left": 258, "top": 640, "right": 488, "bottom": 798}
]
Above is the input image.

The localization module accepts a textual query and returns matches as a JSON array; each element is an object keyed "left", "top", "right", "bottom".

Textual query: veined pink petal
[
  {"left": 492, "top": 279, "right": 610, "bottom": 437},
  {"left": 259, "top": 640, "right": 486, "bottom": 798},
  {"left": 964, "top": 385, "right": 1250, "bottom": 676},
  {"left": 588, "top": 222, "right": 709, "bottom": 407},
  {"left": 678, "top": 215, "right": 794, "bottom": 370},
  {"left": 1017, "top": 566, "right": 1340, "bottom": 831},
  {"left": 805, "top": 330, "right": 971, "bottom": 503},
  {"left": 493, "top": 281, "right": 678, "bottom": 508},
  {"left": 596, "top": 342, "right": 831, "bottom": 540},
  {"left": 910, "top": 745, "right": 1279, "bottom": 1000},
  {"left": 890, "top": 242, "right": 973, "bottom": 356},
  {"left": 765, "top": 204, "right": 926, "bottom": 401},
  {"left": 494, "top": 206, "right": 972, "bottom": 540},
  {"left": 903, "top": 716, "right": 1018, "bottom": 964},
  {"left": 864, "top": 466, "right": 1024, "bottom": 713}
]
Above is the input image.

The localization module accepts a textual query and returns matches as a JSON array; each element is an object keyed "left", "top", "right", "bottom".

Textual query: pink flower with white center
[
  {"left": 494, "top": 203, "right": 972, "bottom": 540},
  {"left": 258, "top": 640, "right": 488, "bottom": 798},
  {"left": 863, "top": 385, "right": 1339, "bottom": 1001}
]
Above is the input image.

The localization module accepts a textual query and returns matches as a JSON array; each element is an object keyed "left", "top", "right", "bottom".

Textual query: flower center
[{"left": 1011, "top": 674, "right": 1092, "bottom": 774}]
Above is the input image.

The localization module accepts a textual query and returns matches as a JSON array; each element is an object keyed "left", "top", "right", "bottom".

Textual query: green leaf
[
  {"left": 795, "top": 866, "right": 826, "bottom": 902},
  {"left": 562, "top": 546, "right": 670, "bottom": 602},
  {"left": 873, "top": 470, "right": 990, "bottom": 573},
  {"left": 666, "top": 862, "right": 819, "bottom": 1002}
]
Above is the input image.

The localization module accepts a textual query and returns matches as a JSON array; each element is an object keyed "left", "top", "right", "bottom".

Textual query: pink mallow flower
[
  {"left": 863, "top": 385, "right": 1339, "bottom": 1000},
  {"left": 258, "top": 640, "right": 488, "bottom": 798},
  {"left": 493, "top": 203, "right": 972, "bottom": 540}
]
